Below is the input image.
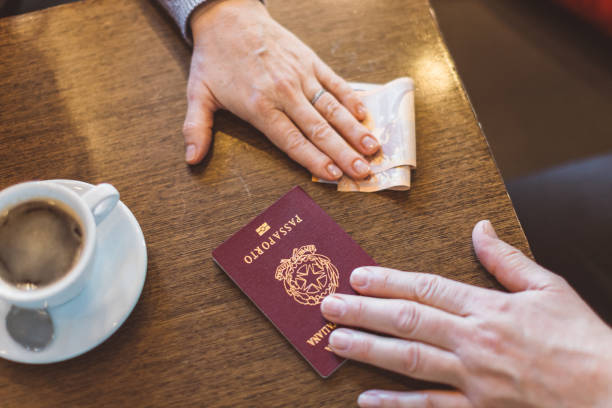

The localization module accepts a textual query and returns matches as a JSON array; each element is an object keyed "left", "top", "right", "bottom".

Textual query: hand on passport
[
  {"left": 321, "top": 220, "right": 612, "bottom": 408},
  {"left": 186, "top": 0, "right": 379, "bottom": 181}
]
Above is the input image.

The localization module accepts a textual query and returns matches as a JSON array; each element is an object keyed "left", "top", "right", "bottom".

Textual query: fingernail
[
  {"left": 357, "top": 103, "right": 367, "bottom": 118},
  {"left": 321, "top": 295, "right": 346, "bottom": 318},
  {"left": 353, "top": 158, "right": 370, "bottom": 176},
  {"left": 351, "top": 268, "right": 369, "bottom": 288},
  {"left": 329, "top": 329, "right": 352, "bottom": 351},
  {"left": 358, "top": 391, "right": 382, "bottom": 407},
  {"left": 361, "top": 135, "right": 379, "bottom": 153},
  {"left": 481, "top": 220, "right": 498, "bottom": 239},
  {"left": 185, "top": 144, "right": 196, "bottom": 162},
  {"left": 326, "top": 163, "right": 342, "bottom": 179}
]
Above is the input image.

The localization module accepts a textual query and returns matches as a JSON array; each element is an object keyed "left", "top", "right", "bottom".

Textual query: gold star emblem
[{"left": 296, "top": 263, "right": 328, "bottom": 293}]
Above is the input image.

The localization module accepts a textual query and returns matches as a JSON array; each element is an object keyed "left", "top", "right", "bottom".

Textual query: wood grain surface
[{"left": 0, "top": 0, "right": 530, "bottom": 406}]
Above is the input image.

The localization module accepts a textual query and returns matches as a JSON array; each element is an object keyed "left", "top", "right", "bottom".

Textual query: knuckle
[
  {"left": 322, "top": 97, "right": 343, "bottom": 120},
  {"left": 251, "top": 93, "right": 271, "bottom": 114},
  {"left": 186, "top": 91, "right": 199, "bottom": 104},
  {"left": 502, "top": 247, "right": 526, "bottom": 267},
  {"left": 273, "top": 77, "right": 298, "bottom": 97},
  {"left": 414, "top": 274, "right": 441, "bottom": 302},
  {"left": 352, "top": 298, "right": 366, "bottom": 321},
  {"left": 327, "top": 75, "right": 345, "bottom": 93},
  {"left": 186, "top": 85, "right": 200, "bottom": 104},
  {"left": 400, "top": 342, "right": 422, "bottom": 375},
  {"left": 285, "top": 132, "right": 309, "bottom": 155},
  {"left": 492, "top": 295, "right": 513, "bottom": 314},
  {"left": 471, "top": 322, "right": 503, "bottom": 353},
  {"left": 380, "top": 270, "right": 393, "bottom": 291},
  {"left": 488, "top": 242, "right": 524, "bottom": 271},
  {"left": 182, "top": 121, "right": 200, "bottom": 137},
  {"left": 355, "top": 335, "right": 373, "bottom": 361},
  {"left": 293, "top": 65, "right": 307, "bottom": 79},
  {"left": 309, "top": 121, "right": 333, "bottom": 144},
  {"left": 394, "top": 302, "right": 419, "bottom": 336}
]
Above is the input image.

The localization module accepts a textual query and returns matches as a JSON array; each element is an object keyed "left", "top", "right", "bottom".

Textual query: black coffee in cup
[{"left": 0, "top": 200, "right": 84, "bottom": 290}]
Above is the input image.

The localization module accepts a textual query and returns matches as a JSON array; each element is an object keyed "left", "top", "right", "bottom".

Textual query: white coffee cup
[{"left": 0, "top": 181, "right": 119, "bottom": 309}]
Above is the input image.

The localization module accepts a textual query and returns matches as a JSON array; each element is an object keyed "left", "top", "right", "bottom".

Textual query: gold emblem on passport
[
  {"left": 275, "top": 245, "right": 339, "bottom": 306},
  {"left": 256, "top": 222, "right": 271, "bottom": 236}
]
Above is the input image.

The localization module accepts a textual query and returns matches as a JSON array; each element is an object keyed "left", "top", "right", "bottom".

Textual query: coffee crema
[{"left": 0, "top": 200, "right": 84, "bottom": 290}]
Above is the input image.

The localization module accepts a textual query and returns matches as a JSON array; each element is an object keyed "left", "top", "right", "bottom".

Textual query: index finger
[
  {"left": 328, "top": 328, "right": 464, "bottom": 387},
  {"left": 350, "top": 267, "right": 499, "bottom": 316}
]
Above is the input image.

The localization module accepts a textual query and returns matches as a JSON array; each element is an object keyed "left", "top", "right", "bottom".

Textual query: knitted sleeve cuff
[
  {"left": 157, "top": 0, "right": 207, "bottom": 42},
  {"left": 157, "top": 0, "right": 265, "bottom": 44}
]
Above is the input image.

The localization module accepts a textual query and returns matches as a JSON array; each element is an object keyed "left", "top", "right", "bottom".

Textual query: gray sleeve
[
  {"left": 156, "top": 0, "right": 266, "bottom": 44},
  {"left": 156, "top": 0, "right": 209, "bottom": 41}
]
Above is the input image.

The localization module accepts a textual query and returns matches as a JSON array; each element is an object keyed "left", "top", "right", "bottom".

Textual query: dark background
[{"left": 431, "top": 0, "right": 612, "bottom": 323}]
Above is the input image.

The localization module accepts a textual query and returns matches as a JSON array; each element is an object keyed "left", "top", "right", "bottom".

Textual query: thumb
[
  {"left": 183, "top": 81, "right": 216, "bottom": 165},
  {"left": 472, "top": 220, "right": 561, "bottom": 292}
]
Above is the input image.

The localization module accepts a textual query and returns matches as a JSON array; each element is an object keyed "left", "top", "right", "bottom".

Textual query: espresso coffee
[{"left": 0, "top": 200, "right": 83, "bottom": 290}]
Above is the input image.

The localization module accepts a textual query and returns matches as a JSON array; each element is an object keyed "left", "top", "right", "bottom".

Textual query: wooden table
[{"left": 0, "top": 0, "right": 530, "bottom": 406}]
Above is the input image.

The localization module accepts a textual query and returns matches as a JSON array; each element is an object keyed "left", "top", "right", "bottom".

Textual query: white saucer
[{"left": 0, "top": 180, "right": 147, "bottom": 364}]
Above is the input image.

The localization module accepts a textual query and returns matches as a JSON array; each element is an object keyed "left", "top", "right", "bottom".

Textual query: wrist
[{"left": 190, "top": 0, "right": 265, "bottom": 40}]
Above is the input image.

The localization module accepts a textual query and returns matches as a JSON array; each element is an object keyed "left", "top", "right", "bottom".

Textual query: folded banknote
[{"left": 313, "top": 77, "right": 416, "bottom": 192}]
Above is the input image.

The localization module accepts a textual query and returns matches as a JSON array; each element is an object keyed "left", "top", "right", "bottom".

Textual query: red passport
[{"left": 212, "top": 186, "right": 377, "bottom": 378}]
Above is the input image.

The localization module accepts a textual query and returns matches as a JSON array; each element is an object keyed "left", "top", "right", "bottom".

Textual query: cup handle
[{"left": 82, "top": 183, "right": 120, "bottom": 225}]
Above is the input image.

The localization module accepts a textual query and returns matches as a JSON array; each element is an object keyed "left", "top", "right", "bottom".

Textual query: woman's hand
[
  {"left": 321, "top": 220, "right": 612, "bottom": 407},
  {"left": 185, "top": 0, "right": 378, "bottom": 180}
]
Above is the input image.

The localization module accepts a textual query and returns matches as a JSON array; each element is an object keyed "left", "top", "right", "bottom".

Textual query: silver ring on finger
[{"left": 310, "top": 88, "right": 327, "bottom": 105}]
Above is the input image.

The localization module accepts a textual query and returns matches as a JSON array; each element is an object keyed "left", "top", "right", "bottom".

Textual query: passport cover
[{"left": 212, "top": 186, "right": 377, "bottom": 378}]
